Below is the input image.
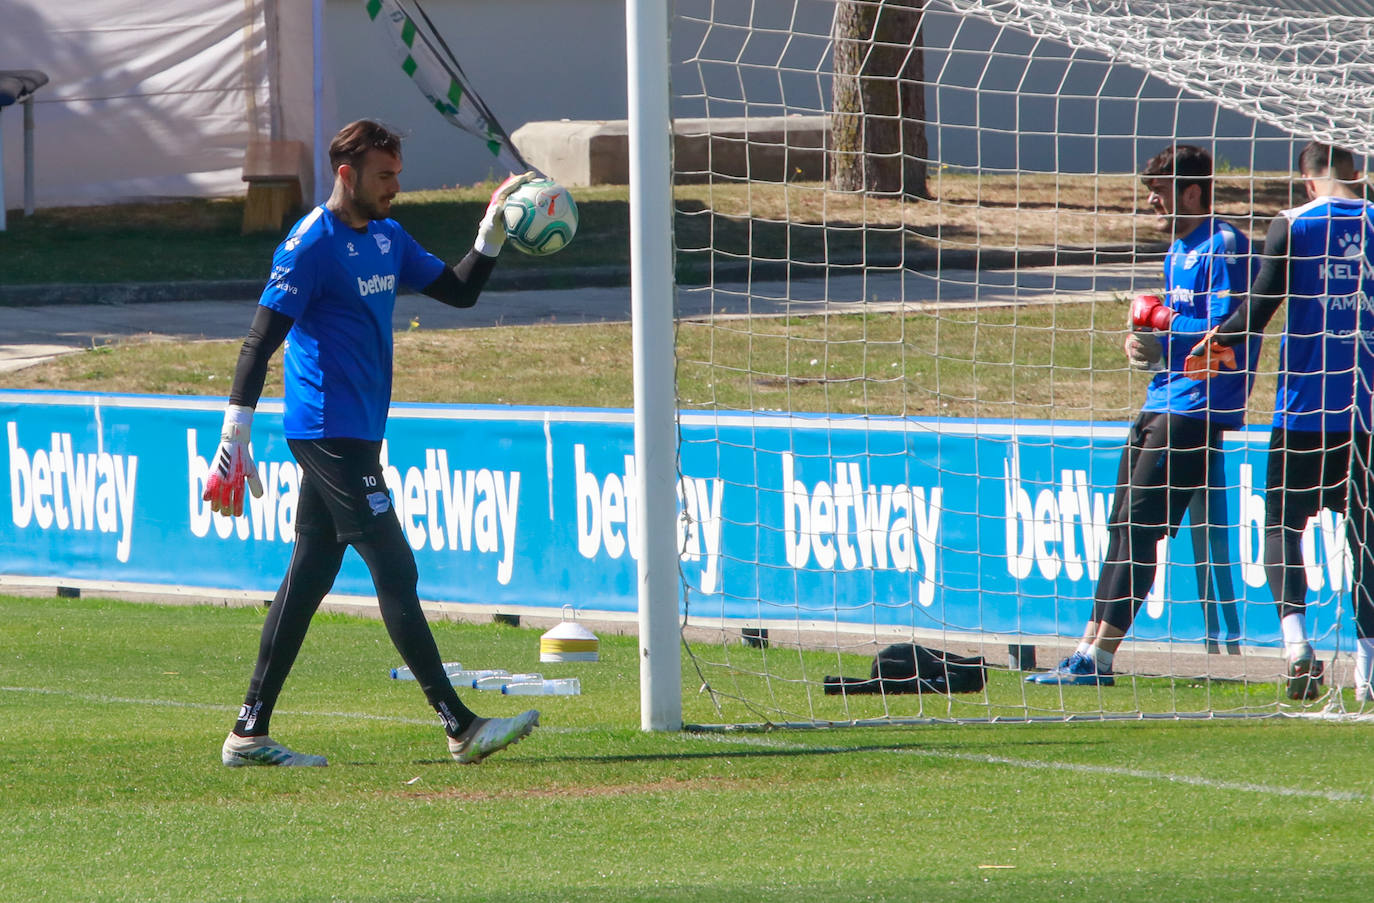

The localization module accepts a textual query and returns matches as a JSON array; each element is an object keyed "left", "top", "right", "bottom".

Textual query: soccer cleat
[
  {"left": 1031, "top": 651, "right": 1115, "bottom": 686},
  {"left": 1025, "top": 655, "right": 1071, "bottom": 683},
  {"left": 221, "top": 732, "right": 328, "bottom": 767},
  {"left": 448, "top": 710, "right": 540, "bottom": 764},
  {"left": 1285, "top": 655, "right": 1325, "bottom": 701}
]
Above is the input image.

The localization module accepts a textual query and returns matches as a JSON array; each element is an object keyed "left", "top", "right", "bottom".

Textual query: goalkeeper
[
  {"left": 207, "top": 119, "right": 539, "bottom": 766},
  {"left": 1031, "top": 144, "right": 1259, "bottom": 686},
  {"left": 1188, "top": 141, "right": 1374, "bottom": 701}
]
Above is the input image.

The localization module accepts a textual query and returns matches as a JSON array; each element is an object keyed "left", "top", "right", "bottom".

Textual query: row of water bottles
[{"left": 389, "top": 661, "right": 581, "bottom": 695}]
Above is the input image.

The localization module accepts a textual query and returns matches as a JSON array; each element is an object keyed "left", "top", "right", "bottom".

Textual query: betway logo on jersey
[
  {"left": 781, "top": 452, "right": 942, "bottom": 605},
  {"left": 357, "top": 273, "right": 396, "bottom": 297},
  {"left": 7, "top": 423, "right": 139, "bottom": 562}
]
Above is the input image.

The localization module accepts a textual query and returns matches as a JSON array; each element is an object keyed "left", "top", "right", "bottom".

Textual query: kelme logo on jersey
[
  {"left": 357, "top": 273, "right": 397, "bottom": 296},
  {"left": 1326, "top": 231, "right": 1374, "bottom": 282}
]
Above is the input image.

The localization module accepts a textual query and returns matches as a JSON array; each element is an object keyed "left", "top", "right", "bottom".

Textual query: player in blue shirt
[
  {"left": 205, "top": 120, "right": 540, "bottom": 765},
  {"left": 1032, "top": 144, "right": 1259, "bottom": 685},
  {"left": 1193, "top": 141, "right": 1374, "bottom": 700}
]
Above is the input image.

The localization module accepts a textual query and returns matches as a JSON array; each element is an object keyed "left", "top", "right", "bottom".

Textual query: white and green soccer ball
[{"left": 501, "top": 178, "right": 578, "bottom": 256}]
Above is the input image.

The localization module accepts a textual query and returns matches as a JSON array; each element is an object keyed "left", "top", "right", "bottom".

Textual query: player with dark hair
[
  {"left": 1190, "top": 140, "right": 1374, "bottom": 701},
  {"left": 208, "top": 119, "right": 540, "bottom": 765},
  {"left": 1031, "top": 144, "right": 1259, "bottom": 685}
]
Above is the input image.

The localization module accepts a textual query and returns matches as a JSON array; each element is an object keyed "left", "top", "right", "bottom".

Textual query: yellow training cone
[{"left": 540, "top": 606, "right": 599, "bottom": 662}]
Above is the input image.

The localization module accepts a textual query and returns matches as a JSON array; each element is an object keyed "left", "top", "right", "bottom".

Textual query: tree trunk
[{"left": 831, "top": 0, "right": 930, "bottom": 199}]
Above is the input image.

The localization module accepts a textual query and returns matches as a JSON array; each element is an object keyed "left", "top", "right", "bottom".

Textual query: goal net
[{"left": 664, "top": 0, "right": 1374, "bottom": 728}]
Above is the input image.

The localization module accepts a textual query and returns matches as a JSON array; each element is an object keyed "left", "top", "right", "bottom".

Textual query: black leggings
[
  {"left": 235, "top": 519, "right": 475, "bottom": 738},
  {"left": 1264, "top": 428, "right": 1374, "bottom": 640},
  {"left": 1092, "top": 412, "right": 1222, "bottom": 632}
]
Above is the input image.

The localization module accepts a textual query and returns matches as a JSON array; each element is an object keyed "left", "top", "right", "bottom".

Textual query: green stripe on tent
[
  {"left": 447, "top": 80, "right": 463, "bottom": 106},
  {"left": 401, "top": 18, "right": 416, "bottom": 47},
  {"left": 402, "top": 55, "right": 418, "bottom": 77},
  {"left": 366, "top": 0, "right": 382, "bottom": 21},
  {"left": 487, "top": 139, "right": 502, "bottom": 157}
]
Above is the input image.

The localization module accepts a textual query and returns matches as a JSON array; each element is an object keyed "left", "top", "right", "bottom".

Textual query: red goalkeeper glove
[
  {"left": 203, "top": 405, "right": 264, "bottom": 517},
  {"left": 1184, "top": 329, "right": 1238, "bottom": 381},
  {"left": 1130, "top": 293, "right": 1175, "bottom": 331},
  {"left": 475, "top": 171, "right": 537, "bottom": 256}
]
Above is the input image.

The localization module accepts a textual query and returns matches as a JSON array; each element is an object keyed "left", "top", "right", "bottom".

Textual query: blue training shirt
[
  {"left": 1272, "top": 196, "right": 1374, "bottom": 433},
  {"left": 257, "top": 205, "right": 447, "bottom": 440},
  {"left": 1141, "top": 218, "right": 1259, "bottom": 428}
]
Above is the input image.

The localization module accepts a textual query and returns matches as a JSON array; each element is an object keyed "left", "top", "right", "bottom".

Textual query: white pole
[{"left": 626, "top": 0, "right": 682, "bottom": 732}]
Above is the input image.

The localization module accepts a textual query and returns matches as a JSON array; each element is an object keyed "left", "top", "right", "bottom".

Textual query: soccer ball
[{"left": 502, "top": 178, "right": 578, "bottom": 255}]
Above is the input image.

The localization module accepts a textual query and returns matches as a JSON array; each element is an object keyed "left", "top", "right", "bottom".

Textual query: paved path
[{"left": 0, "top": 263, "right": 1158, "bottom": 373}]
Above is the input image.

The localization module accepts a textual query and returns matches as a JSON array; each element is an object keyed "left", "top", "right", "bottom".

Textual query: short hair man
[
  {"left": 207, "top": 120, "right": 540, "bottom": 765},
  {"left": 1192, "top": 140, "right": 1374, "bottom": 700},
  {"left": 1030, "top": 144, "right": 1260, "bottom": 685}
]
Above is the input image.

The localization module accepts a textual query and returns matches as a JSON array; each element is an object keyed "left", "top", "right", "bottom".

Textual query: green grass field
[
  {"left": 3, "top": 592, "right": 1373, "bottom": 903},
  {"left": 0, "top": 167, "right": 1364, "bottom": 901}
]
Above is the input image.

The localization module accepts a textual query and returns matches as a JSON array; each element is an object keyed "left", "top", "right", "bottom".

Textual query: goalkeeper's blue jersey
[
  {"left": 1272, "top": 196, "right": 1374, "bottom": 433},
  {"left": 257, "top": 206, "right": 446, "bottom": 440},
  {"left": 1141, "top": 218, "right": 1259, "bottom": 428}
]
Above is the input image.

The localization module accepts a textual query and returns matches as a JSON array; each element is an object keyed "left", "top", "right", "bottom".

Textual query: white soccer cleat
[
  {"left": 448, "top": 710, "right": 540, "bottom": 764},
  {"left": 222, "top": 732, "right": 328, "bottom": 767}
]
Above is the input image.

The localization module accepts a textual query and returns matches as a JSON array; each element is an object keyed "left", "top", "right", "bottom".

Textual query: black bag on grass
[{"left": 823, "top": 643, "right": 987, "bottom": 695}]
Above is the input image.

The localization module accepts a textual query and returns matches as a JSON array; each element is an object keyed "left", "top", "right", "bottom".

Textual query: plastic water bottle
[
  {"left": 450, "top": 669, "right": 508, "bottom": 687},
  {"left": 502, "top": 677, "right": 581, "bottom": 696},
  {"left": 390, "top": 661, "right": 464, "bottom": 680},
  {"left": 473, "top": 672, "right": 542, "bottom": 690}
]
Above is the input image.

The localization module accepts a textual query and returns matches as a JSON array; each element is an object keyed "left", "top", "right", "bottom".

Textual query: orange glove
[{"left": 1184, "top": 330, "right": 1238, "bottom": 381}]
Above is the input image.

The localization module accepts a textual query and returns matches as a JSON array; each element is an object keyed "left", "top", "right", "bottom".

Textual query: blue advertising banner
[{"left": 0, "top": 390, "right": 1356, "bottom": 651}]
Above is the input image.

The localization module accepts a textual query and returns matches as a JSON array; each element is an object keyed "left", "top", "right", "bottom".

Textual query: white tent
[{"left": 0, "top": 0, "right": 331, "bottom": 209}]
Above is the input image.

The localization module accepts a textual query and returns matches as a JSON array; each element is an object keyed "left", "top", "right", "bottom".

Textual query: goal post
[
  {"left": 632, "top": 0, "right": 1374, "bottom": 730},
  {"left": 627, "top": 0, "right": 682, "bottom": 732}
]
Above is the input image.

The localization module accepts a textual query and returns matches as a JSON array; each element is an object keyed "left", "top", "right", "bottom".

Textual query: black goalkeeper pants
[
  {"left": 233, "top": 439, "right": 475, "bottom": 739},
  {"left": 1092, "top": 412, "right": 1223, "bottom": 633},
  {"left": 1264, "top": 428, "right": 1374, "bottom": 640}
]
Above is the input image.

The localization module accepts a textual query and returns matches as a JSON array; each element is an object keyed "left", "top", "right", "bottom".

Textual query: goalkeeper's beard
[{"left": 354, "top": 192, "right": 393, "bottom": 221}]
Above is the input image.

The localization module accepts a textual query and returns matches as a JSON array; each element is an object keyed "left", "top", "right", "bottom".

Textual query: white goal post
[{"left": 628, "top": 0, "right": 1374, "bottom": 730}]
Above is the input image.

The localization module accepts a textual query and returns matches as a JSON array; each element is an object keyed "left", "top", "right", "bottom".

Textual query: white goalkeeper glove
[
  {"left": 203, "top": 404, "right": 264, "bottom": 517},
  {"left": 474, "top": 171, "right": 538, "bottom": 256}
]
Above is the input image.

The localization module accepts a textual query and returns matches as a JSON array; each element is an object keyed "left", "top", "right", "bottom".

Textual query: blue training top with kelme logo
[
  {"left": 1272, "top": 196, "right": 1374, "bottom": 433},
  {"left": 1141, "top": 218, "right": 1259, "bottom": 428},
  {"left": 257, "top": 205, "right": 446, "bottom": 440}
]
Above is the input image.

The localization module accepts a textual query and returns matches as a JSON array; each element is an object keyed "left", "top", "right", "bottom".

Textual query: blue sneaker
[
  {"left": 1025, "top": 655, "right": 1071, "bottom": 683},
  {"left": 1031, "top": 652, "right": 1115, "bottom": 686}
]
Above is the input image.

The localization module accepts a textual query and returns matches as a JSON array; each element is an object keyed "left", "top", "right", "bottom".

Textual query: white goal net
[{"left": 664, "top": 0, "right": 1374, "bottom": 728}]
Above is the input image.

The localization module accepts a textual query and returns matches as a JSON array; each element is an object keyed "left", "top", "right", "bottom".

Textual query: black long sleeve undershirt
[
  {"left": 421, "top": 246, "right": 497, "bottom": 309},
  {"left": 227, "top": 247, "right": 497, "bottom": 407},
  {"left": 1212, "top": 214, "right": 1292, "bottom": 348}
]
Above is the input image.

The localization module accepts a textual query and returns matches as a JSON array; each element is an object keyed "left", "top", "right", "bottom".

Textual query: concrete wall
[
  {"left": 326, "top": 0, "right": 1298, "bottom": 195},
  {"left": 325, "top": 0, "right": 629, "bottom": 190}
]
